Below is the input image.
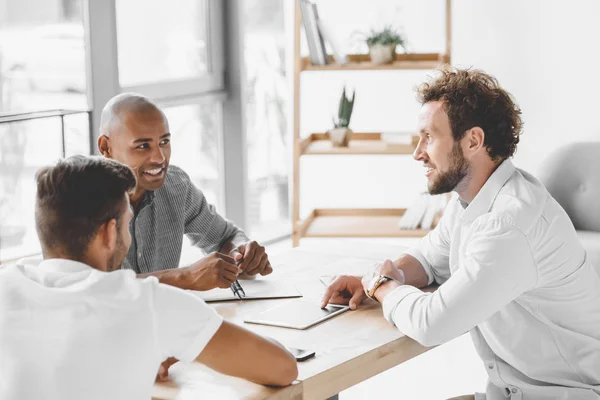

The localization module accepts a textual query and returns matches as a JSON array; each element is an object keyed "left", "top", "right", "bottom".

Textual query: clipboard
[{"left": 190, "top": 279, "right": 302, "bottom": 303}]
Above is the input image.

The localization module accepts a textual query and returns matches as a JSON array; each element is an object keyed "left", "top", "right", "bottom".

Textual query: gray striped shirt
[{"left": 122, "top": 165, "right": 249, "bottom": 274}]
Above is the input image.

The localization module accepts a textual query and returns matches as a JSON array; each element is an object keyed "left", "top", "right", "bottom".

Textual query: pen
[{"left": 230, "top": 258, "right": 246, "bottom": 299}]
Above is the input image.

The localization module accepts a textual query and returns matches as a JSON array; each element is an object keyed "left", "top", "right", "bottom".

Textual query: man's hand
[
  {"left": 361, "top": 259, "right": 405, "bottom": 303},
  {"left": 184, "top": 252, "right": 240, "bottom": 290},
  {"left": 232, "top": 241, "right": 272, "bottom": 277},
  {"left": 156, "top": 357, "right": 179, "bottom": 382},
  {"left": 370, "top": 259, "right": 406, "bottom": 286},
  {"left": 321, "top": 275, "right": 366, "bottom": 310}
]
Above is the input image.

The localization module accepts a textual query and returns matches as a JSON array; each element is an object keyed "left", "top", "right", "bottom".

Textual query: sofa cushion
[{"left": 539, "top": 142, "right": 600, "bottom": 232}]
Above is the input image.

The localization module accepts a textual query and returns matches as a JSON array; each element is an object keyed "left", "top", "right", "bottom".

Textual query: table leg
[{"left": 326, "top": 395, "right": 339, "bottom": 400}]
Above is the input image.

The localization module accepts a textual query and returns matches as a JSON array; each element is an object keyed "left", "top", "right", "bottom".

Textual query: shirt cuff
[
  {"left": 382, "top": 284, "right": 423, "bottom": 326},
  {"left": 403, "top": 247, "right": 434, "bottom": 285},
  {"left": 177, "top": 314, "right": 224, "bottom": 363}
]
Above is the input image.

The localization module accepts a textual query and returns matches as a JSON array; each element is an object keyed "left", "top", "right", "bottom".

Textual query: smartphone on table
[{"left": 286, "top": 346, "right": 316, "bottom": 362}]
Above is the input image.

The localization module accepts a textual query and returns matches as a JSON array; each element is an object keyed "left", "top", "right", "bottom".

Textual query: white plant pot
[
  {"left": 369, "top": 44, "right": 395, "bottom": 65},
  {"left": 328, "top": 127, "right": 353, "bottom": 147}
]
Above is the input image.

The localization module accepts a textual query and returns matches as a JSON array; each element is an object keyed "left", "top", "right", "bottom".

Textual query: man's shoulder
[
  {"left": 163, "top": 164, "right": 192, "bottom": 188},
  {"left": 155, "top": 165, "right": 198, "bottom": 202},
  {"left": 484, "top": 169, "right": 549, "bottom": 233},
  {"left": 158, "top": 165, "right": 209, "bottom": 206}
]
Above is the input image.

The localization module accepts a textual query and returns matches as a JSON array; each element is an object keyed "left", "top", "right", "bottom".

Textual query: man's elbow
[
  {"left": 405, "top": 326, "right": 446, "bottom": 348},
  {"left": 270, "top": 354, "right": 298, "bottom": 386}
]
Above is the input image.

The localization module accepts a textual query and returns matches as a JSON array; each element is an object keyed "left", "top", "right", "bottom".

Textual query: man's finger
[
  {"left": 156, "top": 365, "right": 168, "bottom": 382},
  {"left": 243, "top": 241, "right": 258, "bottom": 260},
  {"left": 216, "top": 253, "right": 236, "bottom": 264},
  {"left": 349, "top": 290, "right": 365, "bottom": 310},
  {"left": 156, "top": 357, "right": 178, "bottom": 382},
  {"left": 249, "top": 252, "right": 268, "bottom": 275},
  {"left": 327, "top": 294, "right": 351, "bottom": 306},
  {"left": 233, "top": 252, "right": 243, "bottom": 263},
  {"left": 220, "top": 260, "right": 240, "bottom": 275},
  {"left": 221, "top": 268, "right": 238, "bottom": 283},
  {"left": 245, "top": 250, "right": 263, "bottom": 274},
  {"left": 217, "top": 278, "right": 232, "bottom": 288},
  {"left": 260, "top": 261, "right": 273, "bottom": 276},
  {"left": 321, "top": 284, "right": 338, "bottom": 308}
]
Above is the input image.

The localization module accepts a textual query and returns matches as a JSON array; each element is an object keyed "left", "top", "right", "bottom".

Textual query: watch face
[{"left": 368, "top": 275, "right": 381, "bottom": 293}]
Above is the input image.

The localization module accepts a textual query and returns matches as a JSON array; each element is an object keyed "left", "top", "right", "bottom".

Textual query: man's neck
[
  {"left": 129, "top": 188, "right": 146, "bottom": 210},
  {"left": 43, "top": 251, "right": 106, "bottom": 272},
  {"left": 456, "top": 160, "right": 500, "bottom": 203}
]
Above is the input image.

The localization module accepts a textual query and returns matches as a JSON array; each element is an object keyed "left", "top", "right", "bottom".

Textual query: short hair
[
  {"left": 35, "top": 156, "right": 136, "bottom": 259},
  {"left": 416, "top": 68, "right": 523, "bottom": 162},
  {"left": 99, "top": 92, "right": 164, "bottom": 137}
]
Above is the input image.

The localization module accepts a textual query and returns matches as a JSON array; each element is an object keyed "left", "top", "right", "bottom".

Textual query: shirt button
[
  {"left": 138, "top": 252, "right": 142, "bottom": 258},
  {"left": 488, "top": 364, "right": 494, "bottom": 369},
  {"left": 511, "top": 388, "right": 518, "bottom": 394}
]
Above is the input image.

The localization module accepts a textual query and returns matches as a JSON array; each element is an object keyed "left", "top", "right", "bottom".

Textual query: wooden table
[{"left": 153, "top": 242, "right": 431, "bottom": 400}]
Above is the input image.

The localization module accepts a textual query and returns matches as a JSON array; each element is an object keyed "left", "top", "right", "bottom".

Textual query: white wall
[
  {"left": 453, "top": 0, "right": 600, "bottom": 175},
  {"left": 298, "top": 0, "right": 600, "bottom": 216}
]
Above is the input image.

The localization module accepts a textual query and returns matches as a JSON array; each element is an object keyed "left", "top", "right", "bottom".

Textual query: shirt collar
[
  {"left": 460, "top": 159, "right": 516, "bottom": 223},
  {"left": 138, "top": 190, "right": 156, "bottom": 211},
  {"left": 38, "top": 258, "right": 94, "bottom": 274}
]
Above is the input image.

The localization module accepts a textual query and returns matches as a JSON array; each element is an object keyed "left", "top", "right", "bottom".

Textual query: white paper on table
[{"left": 190, "top": 280, "right": 302, "bottom": 303}]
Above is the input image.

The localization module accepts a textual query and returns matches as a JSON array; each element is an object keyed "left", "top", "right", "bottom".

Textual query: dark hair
[
  {"left": 35, "top": 155, "right": 136, "bottom": 259},
  {"left": 416, "top": 68, "right": 523, "bottom": 161}
]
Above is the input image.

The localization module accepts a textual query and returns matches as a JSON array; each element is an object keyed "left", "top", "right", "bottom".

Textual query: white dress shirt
[
  {"left": 0, "top": 259, "right": 223, "bottom": 400},
  {"left": 383, "top": 159, "right": 600, "bottom": 399}
]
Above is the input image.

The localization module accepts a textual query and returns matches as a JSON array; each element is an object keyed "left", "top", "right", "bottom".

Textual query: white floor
[{"left": 266, "top": 237, "right": 488, "bottom": 400}]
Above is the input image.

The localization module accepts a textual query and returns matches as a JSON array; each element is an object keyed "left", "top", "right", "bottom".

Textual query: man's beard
[
  {"left": 107, "top": 231, "right": 127, "bottom": 272},
  {"left": 428, "top": 143, "right": 470, "bottom": 195}
]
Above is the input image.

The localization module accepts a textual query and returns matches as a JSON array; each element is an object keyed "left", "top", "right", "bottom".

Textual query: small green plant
[
  {"left": 332, "top": 87, "right": 355, "bottom": 129},
  {"left": 365, "top": 26, "right": 407, "bottom": 51}
]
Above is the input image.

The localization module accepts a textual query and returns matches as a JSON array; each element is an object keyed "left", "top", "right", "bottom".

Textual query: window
[
  {"left": 164, "top": 102, "right": 223, "bottom": 209},
  {"left": 243, "top": 0, "right": 290, "bottom": 241},
  {"left": 115, "top": 0, "right": 210, "bottom": 86},
  {"left": 0, "top": 0, "right": 90, "bottom": 262},
  {"left": 0, "top": 0, "right": 87, "bottom": 113},
  {"left": 0, "top": 114, "right": 90, "bottom": 261}
]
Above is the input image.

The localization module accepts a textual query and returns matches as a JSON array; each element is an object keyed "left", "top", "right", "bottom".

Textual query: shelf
[
  {"left": 299, "top": 133, "right": 419, "bottom": 155},
  {"left": 300, "top": 53, "right": 448, "bottom": 72},
  {"left": 297, "top": 208, "right": 431, "bottom": 238}
]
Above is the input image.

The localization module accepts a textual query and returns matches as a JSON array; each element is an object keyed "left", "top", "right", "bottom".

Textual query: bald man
[{"left": 97, "top": 93, "right": 272, "bottom": 291}]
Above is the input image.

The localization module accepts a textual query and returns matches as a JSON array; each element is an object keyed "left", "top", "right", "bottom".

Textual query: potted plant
[
  {"left": 328, "top": 86, "right": 355, "bottom": 147},
  {"left": 365, "top": 26, "right": 408, "bottom": 65}
]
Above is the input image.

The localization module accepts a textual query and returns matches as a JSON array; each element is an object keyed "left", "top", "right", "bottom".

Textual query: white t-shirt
[{"left": 0, "top": 258, "right": 223, "bottom": 400}]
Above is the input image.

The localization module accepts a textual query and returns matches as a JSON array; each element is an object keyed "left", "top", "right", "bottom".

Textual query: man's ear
[
  {"left": 98, "top": 135, "right": 112, "bottom": 157},
  {"left": 463, "top": 126, "right": 485, "bottom": 156},
  {"left": 100, "top": 219, "right": 118, "bottom": 252}
]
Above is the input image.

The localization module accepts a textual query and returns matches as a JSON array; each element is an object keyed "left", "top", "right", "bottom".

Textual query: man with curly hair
[{"left": 322, "top": 68, "right": 600, "bottom": 399}]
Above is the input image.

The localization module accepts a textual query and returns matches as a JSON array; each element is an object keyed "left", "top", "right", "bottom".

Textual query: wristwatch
[{"left": 366, "top": 275, "right": 396, "bottom": 302}]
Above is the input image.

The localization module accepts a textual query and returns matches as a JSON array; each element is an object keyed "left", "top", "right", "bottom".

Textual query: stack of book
[
  {"left": 398, "top": 193, "right": 450, "bottom": 231},
  {"left": 299, "top": 0, "right": 347, "bottom": 66}
]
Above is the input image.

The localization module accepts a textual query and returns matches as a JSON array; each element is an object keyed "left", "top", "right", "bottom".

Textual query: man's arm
[
  {"left": 379, "top": 220, "right": 537, "bottom": 347},
  {"left": 393, "top": 254, "right": 429, "bottom": 288},
  {"left": 196, "top": 321, "right": 298, "bottom": 387},
  {"left": 153, "top": 280, "right": 297, "bottom": 386},
  {"left": 138, "top": 252, "right": 239, "bottom": 291},
  {"left": 179, "top": 169, "right": 272, "bottom": 277},
  {"left": 320, "top": 205, "right": 456, "bottom": 308},
  {"left": 218, "top": 231, "right": 248, "bottom": 255},
  {"left": 402, "top": 199, "right": 459, "bottom": 287}
]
